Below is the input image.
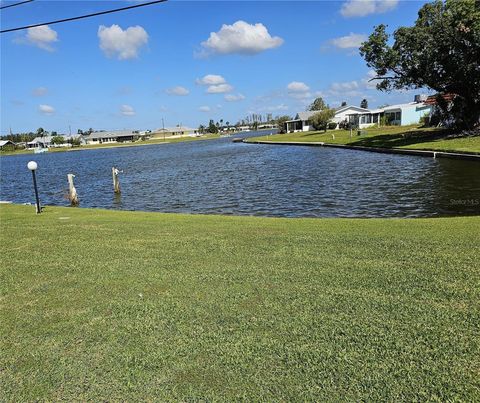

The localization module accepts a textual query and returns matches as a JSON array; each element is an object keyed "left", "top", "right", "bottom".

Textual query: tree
[
  {"left": 359, "top": 0, "right": 480, "bottom": 129},
  {"left": 208, "top": 119, "right": 218, "bottom": 134},
  {"left": 341, "top": 101, "right": 347, "bottom": 107},
  {"left": 51, "top": 135, "right": 64, "bottom": 145},
  {"left": 310, "top": 109, "right": 336, "bottom": 132},
  {"left": 198, "top": 124, "right": 205, "bottom": 134},
  {"left": 360, "top": 99, "right": 368, "bottom": 109},
  {"left": 308, "top": 97, "right": 327, "bottom": 111},
  {"left": 36, "top": 127, "right": 45, "bottom": 137},
  {"left": 275, "top": 115, "right": 292, "bottom": 134}
]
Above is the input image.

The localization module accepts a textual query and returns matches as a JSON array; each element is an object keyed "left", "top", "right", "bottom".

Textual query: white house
[
  {"left": 152, "top": 126, "right": 198, "bottom": 138},
  {"left": 85, "top": 130, "right": 141, "bottom": 145},
  {"left": 27, "top": 136, "right": 53, "bottom": 149},
  {"left": 285, "top": 105, "right": 381, "bottom": 132}
]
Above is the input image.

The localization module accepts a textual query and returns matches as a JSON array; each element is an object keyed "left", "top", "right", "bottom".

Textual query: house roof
[
  {"left": 424, "top": 93, "right": 456, "bottom": 105},
  {"left": 383, "top": 102, "right": 431, "bottom": 111},
  {"left": 155, "top": 126, "right": 197, "bottom": 133},
  {"left": 87, "top": 130, "right": 137, "bottom": 140},
  {"left": 0, "top": 140, "right": 14, "bottom": 146}
]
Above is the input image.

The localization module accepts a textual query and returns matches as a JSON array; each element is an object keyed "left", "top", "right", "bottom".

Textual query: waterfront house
[
  {"left": 383, "top": 101, "right": 432, "bottom": 126},
  {"left": 151, "top": 126, "right": 199, "bottom": 138},
  {"left": 27, "top": 136, "right": 53, "bottom": 149},
  {"left": 85, "top": 130, "right": 142, "bottom": 144},
  {"left": 285, "top": 105, "right": 380, "bottom": 132},
  {"left": 0, "top": 140, "right": 15, "bottom": 150}
]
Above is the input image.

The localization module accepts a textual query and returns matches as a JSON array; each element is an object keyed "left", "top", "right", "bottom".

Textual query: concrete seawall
[{"left": 245, "top": 140, "right": 480, "bottom": 162}]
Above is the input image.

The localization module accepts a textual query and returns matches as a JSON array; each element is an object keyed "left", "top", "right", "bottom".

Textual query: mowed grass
[
  {"left": 1, "top": 204, "right": 479, "bottom": 400},
  {"left": 250, "top": 125, "right": 480, "bottom": 153}
]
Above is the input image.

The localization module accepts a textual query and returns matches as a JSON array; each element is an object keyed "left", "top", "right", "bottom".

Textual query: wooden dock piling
[{"left": 67, "top": 174, "right": 79, "bottom": 206}]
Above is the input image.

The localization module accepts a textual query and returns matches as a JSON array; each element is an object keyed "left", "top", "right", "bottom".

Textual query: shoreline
[{"left": 245, "top": 139, "right": 480, "bottom": 161}]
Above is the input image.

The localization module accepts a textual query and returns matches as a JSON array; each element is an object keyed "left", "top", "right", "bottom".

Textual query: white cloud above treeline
[
  {"left": 329, "top": 33, "right": 367, "bottom": 49},
  {"left": 98, "top": 24, "right": 148, "bottom": 60},
  {"left": 199, "top": 20, "right": 284, "bottom": 56},
  {"left": 224, "top": 93, "right": 245, "bottom": 102},
  {"left": 287, "top": 81, "right": 312, "bottom": 99},
  {"left": 166, "top": 86, "right": 190, "bottom": 96},
  {"left": 15, "top": 25, "right": 58, "bottom": 51},
  {"left": 120, "top": 104, "right": 135, "bottom": 116},
  {"left": 340, "top": 0, "right": 399, "bottom": 18},
  {"left": 196, "top": 74, "right": 233, "bottom": 94},
  {"left": 38, "top": 104, "right": 55, "bottom": 115}
]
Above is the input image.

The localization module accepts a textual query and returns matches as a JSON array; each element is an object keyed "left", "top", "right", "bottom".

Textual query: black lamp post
[{"left": 27, "top": 161, "right": 41, "bottom": 214}]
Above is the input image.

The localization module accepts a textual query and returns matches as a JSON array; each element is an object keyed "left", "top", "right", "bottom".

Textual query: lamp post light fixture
[{"left": 27, "top": 161, "right": 41, "bottom": 214}]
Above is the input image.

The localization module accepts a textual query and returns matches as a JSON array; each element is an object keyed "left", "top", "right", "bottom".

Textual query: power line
[
  {"left": 0, "top": 0, "right": 33, "bottom": 10},
  {"left": 0, "top": 0, "right": 168, "bottom": 33}
]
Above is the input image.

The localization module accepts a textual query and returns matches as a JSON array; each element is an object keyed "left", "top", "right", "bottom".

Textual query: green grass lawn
[
  {"left": 249, "top": 125, "right": 480, "bottom": 153},
  {"left": 1, "top": 204, "right": 479, "bottom": 400}
]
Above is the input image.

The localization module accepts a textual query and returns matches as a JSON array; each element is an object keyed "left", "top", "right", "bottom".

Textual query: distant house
[
  {"left": 27, "top": 136, "right": 53, "bottom": 149},
  {"left": 0, "top": 140, "right": 15, "bottom": 150},
  {"left": 151, "top": 126, "right": 199, "bottom": 138},
  {"left": 285, "top": 111, "right": 317, "bottom": 132},
  {"left": 85, "top": 130, "right": 142, "bottom": 145}
]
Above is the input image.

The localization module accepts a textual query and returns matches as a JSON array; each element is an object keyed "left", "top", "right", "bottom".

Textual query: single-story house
[
  {"left": 285, "top": 105, "right": 381, "bottom": 132},
  {"left": 27, "top": 136, "right": 53, "bottom": 149},
  {"left": 0, "top": 140, "right": 16, "bottom": 150},
  {"left": 85, "top": 130, "right": 141, "bottom": 145},
  {"left": 383, "top": 102, "right": 432, "bottom": 126},
  {"left": 151, "top": 126, "right": 198, "bottom": 138}
]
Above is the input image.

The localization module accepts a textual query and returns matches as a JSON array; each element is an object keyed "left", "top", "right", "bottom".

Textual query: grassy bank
[
  {"left": 1, "top": 204, "right": 479, "bottom": 400},
  {"left": 249, "top": 125, "right": 480, "bottom": 153},
  {"left": 0, "top": 134, "right": 221, "bottom": 157}
]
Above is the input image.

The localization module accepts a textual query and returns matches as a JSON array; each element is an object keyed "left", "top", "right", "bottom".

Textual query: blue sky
[{"left": 1, "top": 0, "right": 430, "bottom": 134}]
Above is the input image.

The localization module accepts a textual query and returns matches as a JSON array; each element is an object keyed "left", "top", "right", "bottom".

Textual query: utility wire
[
  {"left": 0, "top": 0, "right": 33, "bottom": 10},
  {"left": 1, "top": 0, "right": 167, "bottom": 33}
]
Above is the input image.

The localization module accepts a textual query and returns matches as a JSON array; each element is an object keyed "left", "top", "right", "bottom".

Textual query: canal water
[{"left": 1, "top": 132, "right": 479, "bottom": 217}]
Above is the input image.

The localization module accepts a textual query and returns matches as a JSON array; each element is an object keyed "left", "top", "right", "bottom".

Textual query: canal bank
[{"left": 244, "top": 139, "right": 480, "bottom": 161}]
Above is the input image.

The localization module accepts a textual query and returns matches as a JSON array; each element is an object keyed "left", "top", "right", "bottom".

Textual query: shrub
[{"left": 328, "top": 122, "right": 338, "bottom": 130}]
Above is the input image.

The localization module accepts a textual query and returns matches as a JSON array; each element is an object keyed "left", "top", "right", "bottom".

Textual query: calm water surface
[{"left": 1, "top": 132, "right": 479, "bottom": 217}]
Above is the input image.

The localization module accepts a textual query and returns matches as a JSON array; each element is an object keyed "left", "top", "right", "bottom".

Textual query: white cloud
[
  {"left": 199, "top": 106, "right": 211, "bottom": 112},
  {"left": 361, "top": 70, "right": 379, "bottom": 90},
  {"left": 329, "top": 33, "right": 367, "bottom": 49},
  {"left": 340, "top": 0, "right": 399, "bottom": 18},
  {"left": 287, "top": 81, "right": 310, "bottom": 92},
  {"left": 120, "top": 104, "right": 135, "bottom": 116},
  {"left": 206, "top": 84, "right": 233, "bottom": 94},
  {"left": 200, "top": 20, "right": 284, "bottom": 56},
  {"left": 32, "top": 87, "right": 48, "bottom": 97},
  {"left": 224, "top": 93, "right": 245, "bottom": 102},
  {"left": 287, "top": 81, "right": 311, "bottom": 99},
  {"left": 98, "top": 24, "right": 148, "bottom": 60},
  {"left": 16, "top": 25, "right": 58, "bottom": 51},
  {"left": 38, "top": 104, "right": 55, "bottom": 115},
  {"left": 166, "top": 86, "right": 190, "bottom": 96},
  {"left": 196, "top": 74, "right": 226, "bottom": 85},
  {"left": 196, "top": 74, "right": 233, "bottom": 94}
]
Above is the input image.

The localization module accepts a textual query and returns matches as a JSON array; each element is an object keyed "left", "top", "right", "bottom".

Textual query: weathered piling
[
  {"left": 67, "top": 174, "right": 79, "bottom": 206},
  {"left": 112, "top": 167, "right": 121, "bottom": 194}
]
